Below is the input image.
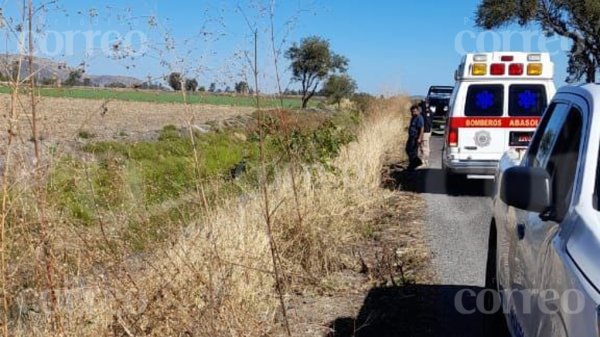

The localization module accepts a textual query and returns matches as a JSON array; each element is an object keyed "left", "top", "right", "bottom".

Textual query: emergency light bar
[
  {"left": 461, "top": 52, "right": 553, "bottom": 80},
  {"left": 473, "top": 63, "right": 487, "bottom": 76},
  {"left": 490, "top": 63, "right": 505, "bottom": 75},
  {"left": 473, "top": 54, "right": 488, "bottom": 62},
  {"left": 528, "top": 63, "right": 543, "bottom": 75},
  {"left": 509, "top": 63, "right": 523, "bottom": 76}
]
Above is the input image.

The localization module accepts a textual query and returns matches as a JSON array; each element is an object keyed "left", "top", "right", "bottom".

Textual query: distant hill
[
  {"left": 410, "top": 95, "right": 426, "bottom": 103},
  {"left": 0, "top": 54, "right": 142, "bottom": 87},
  {"left": 87, "top": 75, "right": 143, "bottom": 87}
]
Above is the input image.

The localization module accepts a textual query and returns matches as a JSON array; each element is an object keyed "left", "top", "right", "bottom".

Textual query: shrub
[
  {"left": 41, "top": 77, "right": 57, "bottom": 86},
  {"left": 322, "top": 74, "right": 357, "bottom": 108},
  {"left": 185, "top": 78, "right": 198, "bottom": 92},
  {"left": 78, "top": 130, "right": 95, "bottom": 139},
  {"left": 64, "top": 69, "right": 84, "bottom": 86},
  {"left": 168, "top": 72, "right": 183, "bottom": 91},
  {"left": 106, "top": 82, "right": 126, "bottom": 88},
  {"left": 352, "top": 92, "right": 376, "bottom": 113}
]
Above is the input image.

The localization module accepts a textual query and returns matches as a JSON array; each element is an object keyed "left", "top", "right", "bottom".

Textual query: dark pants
[{"left": 405, "top": 136, "right": 422, "bottom": 170}]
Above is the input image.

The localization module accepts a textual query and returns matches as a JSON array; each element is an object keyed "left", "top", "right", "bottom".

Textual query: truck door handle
[
  {"left": 465, "top": 146, "right": 478, "bottom": 150},
  {"left": 516, "top": 224, "right": 526, "bottom": 240}
]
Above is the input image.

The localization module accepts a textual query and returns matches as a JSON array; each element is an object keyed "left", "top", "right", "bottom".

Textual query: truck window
[
  {"left": 464, "top": 84, "right": 503, "bottom": 117},
  {"left": 509, "top": 85, "right": 548, "bottom": 117},
  {"left": 428, "top": 87, "right": 453, "bottom": 99},
  {"left": 596, "top": 148, "right": 600, "bottom": 210},
  {"left": 526, "top": 103, "right": 569, "bottom": 168},
  {"left": 543, "top": 107, "right": 583, "bottom": 220}
]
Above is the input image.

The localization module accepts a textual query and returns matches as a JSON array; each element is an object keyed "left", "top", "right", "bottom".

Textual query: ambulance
[{"left": 442, "top": 52, "right": 556, "bottom": 179}]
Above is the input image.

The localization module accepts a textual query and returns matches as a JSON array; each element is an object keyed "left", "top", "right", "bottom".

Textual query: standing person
[
  {"left": 419, "top": 100, "right": 433, "bottom": 167},
  {"left": 406, "top": 105, "right": 424, "bottom": 171}
]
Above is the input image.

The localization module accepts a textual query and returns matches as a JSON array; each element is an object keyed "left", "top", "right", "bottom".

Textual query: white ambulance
[{"left": 442, "top": 52, "right": 556, "bottom": 179}]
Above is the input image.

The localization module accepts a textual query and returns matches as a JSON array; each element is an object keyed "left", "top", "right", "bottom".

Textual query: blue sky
[{"left": 2, "top": 0, "right": 573, "bottom": 95}]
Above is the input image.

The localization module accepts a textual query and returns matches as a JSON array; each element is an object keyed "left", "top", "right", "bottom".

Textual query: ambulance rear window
[
  {"left": 509, "top": 85, "right": 547, "bottom": 117},
  {"left": 465, "top": 84, "right": 504, "bottom": 117}
]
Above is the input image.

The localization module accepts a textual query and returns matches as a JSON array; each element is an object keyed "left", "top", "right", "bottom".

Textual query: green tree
[
  {"left": 8, "top": 61, "right": 20, "bottom": 82},
  {"left": 476, "top": 0, "right": 600, "bottom": 83},
  {"left": 322, "top": 74, "right": 357, "bottom": 109},
  {"left": 64, "top": 69, "right": 84, "bottom": 86},
  {"left": 168, "top": 72, "right": 183, "bottom": 91},
  {"left": 286, "top": 36, "right": 349, "bottom": 108},
  {"left": 235, "top": 81, "right": 249, "bottom": 94},
  {"left": 185, "top": 78, "right": 198, "bottom": 92},
  {"left": 41, "top": 77, "right": 57, "bottom": 86},
  {"left": 208, "top": 82, "right": 216, "bottom": 93}
]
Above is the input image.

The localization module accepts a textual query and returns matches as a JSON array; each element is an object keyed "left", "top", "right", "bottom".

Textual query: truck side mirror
[{"left": 500, "top": 166, "right": 552, "bottom": 213}]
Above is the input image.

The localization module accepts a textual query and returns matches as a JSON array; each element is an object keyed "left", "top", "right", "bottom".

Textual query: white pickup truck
[{"left": 487, "top": 84, "right": 600, "bottom": 337}]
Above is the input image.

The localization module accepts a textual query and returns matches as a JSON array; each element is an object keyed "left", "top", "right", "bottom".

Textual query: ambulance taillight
[{"left": 447, "top": 118, "right": 458, "bottom": 148}]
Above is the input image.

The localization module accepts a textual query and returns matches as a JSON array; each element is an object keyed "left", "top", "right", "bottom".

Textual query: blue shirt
[{"left": 409, "top": 114, "right": 424, "bottom": 138}]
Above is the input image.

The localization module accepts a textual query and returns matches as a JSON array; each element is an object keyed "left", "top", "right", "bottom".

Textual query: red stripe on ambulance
[{"left": 450, "top": 117, "right": 540, "bottom": 128}]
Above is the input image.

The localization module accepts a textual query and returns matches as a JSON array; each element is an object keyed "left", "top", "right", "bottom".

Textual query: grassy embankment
[{"left": 2, "top": 96, "right": 411, "bottom": 336}]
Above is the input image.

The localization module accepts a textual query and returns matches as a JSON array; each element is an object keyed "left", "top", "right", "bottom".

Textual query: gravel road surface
[
  {"left": 392, "top": 135, "right": 510, "bottom": 337},
  {"left": 421, "top": 136, "right": 495, "bottom": 286}
]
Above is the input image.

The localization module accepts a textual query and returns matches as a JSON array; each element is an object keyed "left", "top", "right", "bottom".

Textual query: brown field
[{"left": 0, "top": 94, "right": 255, "bottom": 142}]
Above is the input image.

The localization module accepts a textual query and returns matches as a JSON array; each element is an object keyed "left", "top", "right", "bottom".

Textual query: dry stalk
[
  {"left": 24, "top": 1, "right": 63, "bottom": 331},
  {"left": 0, "top": 30, "right": 24, "bottom": 337},
  {"left": 0, "top": 65, "right": 17, "bottom": 337},
  {"left": 268, "top": 1, "right": 304, "bottom": 229},
  {"left": 180, "top": 78, "right": 218, "bottom": 336},
  {"left": 249, "top": 25, "right": 292, "bottom": 336}
]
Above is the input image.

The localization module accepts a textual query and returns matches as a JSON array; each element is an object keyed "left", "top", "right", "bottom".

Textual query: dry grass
[{"left": 4, "top": 96, "right": 413, "bottom": 336}]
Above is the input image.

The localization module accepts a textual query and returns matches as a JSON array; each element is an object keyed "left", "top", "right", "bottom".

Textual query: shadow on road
[
  {"left": 385, "top": 165, "right": 495, "bottom": 197},
  {"left": 326, "top": 284, "right": 509, "bottom": 337}
]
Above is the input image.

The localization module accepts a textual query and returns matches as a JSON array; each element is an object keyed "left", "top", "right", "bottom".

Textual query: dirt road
[
  {"left": 325, "top": 136, "right": 511, "bottom": 337},
  {"left": 420, "top": 137, "right": 494, "bottom": 286},
  {"left": 394, "top": 136, "right": 510, "bottom": 337}
]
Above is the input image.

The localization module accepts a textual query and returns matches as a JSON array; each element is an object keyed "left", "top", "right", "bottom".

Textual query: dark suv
[{"left": 426, "top": 86, "right": 453, "bottom": 134}]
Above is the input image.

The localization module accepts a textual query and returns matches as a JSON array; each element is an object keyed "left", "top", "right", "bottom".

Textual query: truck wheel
[
  {"left": 484, "top": 221, "right": 498, "bottom": 292},
  {"left": 444, "top": 168, "right": 456, "bottom": 187},
  {"left": 483, "top": 220, "right": 508, "bottom": 337}
]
